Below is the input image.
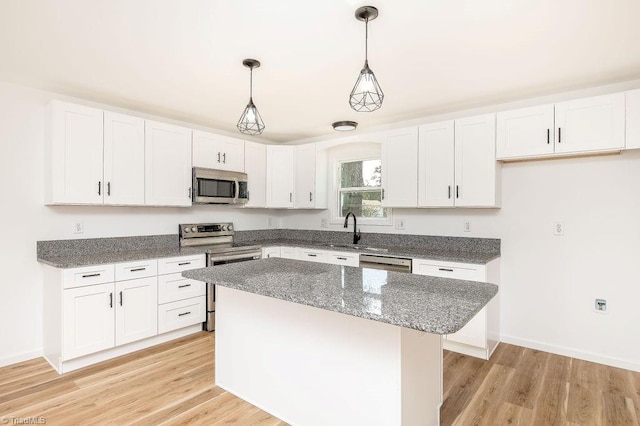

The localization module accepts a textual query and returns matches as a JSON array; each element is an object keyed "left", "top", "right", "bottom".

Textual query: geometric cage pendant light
[
  {"left": 349, "top": 6, "right": 384, "bottom": 112},
  {"left": 237, "top": 58, "right": 266, "bottom": 135}
]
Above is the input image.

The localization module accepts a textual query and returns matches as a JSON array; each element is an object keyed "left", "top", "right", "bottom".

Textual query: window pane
[
  {"left": 340, "top": 160, "right": 381, "bottom": 188},
  {"left": 340, "top": 190, "right": 387, "bottom": 218}
]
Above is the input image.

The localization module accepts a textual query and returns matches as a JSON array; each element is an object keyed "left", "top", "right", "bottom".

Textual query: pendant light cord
[
  {"left": 365, "top": 17, "right": 369, "bottom": 63},
  {"left": 249, "top": 67, "right": 253, "bottom": 102}
]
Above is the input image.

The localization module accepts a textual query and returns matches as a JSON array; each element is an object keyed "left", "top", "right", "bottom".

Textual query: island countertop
[{"left": 182, "top": 258, "right": 498, "bottom": 335}]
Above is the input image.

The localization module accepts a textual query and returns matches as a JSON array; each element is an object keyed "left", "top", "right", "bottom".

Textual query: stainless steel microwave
[{"left": 192, "top": 168, "right": 248, "bottom": 204}]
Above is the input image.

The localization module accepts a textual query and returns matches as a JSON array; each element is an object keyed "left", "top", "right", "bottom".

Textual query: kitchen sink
[{"left": 327, "top": 244, "right": 388, "bottom": 253}]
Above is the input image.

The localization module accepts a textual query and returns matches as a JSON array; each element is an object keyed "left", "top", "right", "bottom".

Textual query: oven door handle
[{"left": 209, "top": 251, "right": 262, "bottom": 264}]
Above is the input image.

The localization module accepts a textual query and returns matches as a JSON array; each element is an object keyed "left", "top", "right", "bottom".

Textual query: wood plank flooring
[{"left": 1, "top": 332, "right": 639, "bottom": 425}]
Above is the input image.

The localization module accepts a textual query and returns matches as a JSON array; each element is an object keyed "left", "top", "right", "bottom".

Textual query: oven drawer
[
  {"left": 115, "top": 259, "right": 158, "bottom": 281},
  {"left": 158, "top": 296, "right": 206, "bottom": 334},
  {"left": 158, "top": 255, "right": 206, "bottom": 275},
  {"left": 158, "top": 273, "right": 206, "bottom": 304}
]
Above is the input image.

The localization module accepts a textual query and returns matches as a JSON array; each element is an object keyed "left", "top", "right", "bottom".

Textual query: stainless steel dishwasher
[{"left": 359, "top": 253, "right": 412, "bottom": 273}]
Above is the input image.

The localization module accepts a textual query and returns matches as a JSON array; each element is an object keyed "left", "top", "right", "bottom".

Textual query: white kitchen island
[{"left": 184, "top": 258, "right": 498, "bottom": 426}]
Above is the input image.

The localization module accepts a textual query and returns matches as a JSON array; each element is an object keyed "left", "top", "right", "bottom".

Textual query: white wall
[
  {"left": 281, "top": 152, "right": 640, "bottom": 372},
  {"left": 0, "top": 81, "right": 281, "bottom": 366}
]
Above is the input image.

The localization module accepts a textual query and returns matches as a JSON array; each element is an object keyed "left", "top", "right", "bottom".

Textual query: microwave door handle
[{"left": 234, "top": 179, "right": 239, "bottom": 203}]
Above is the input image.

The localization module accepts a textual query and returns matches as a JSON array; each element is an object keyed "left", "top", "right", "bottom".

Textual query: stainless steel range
[{"left": 179, "top": 222, "right": 262, "bottom": 331}]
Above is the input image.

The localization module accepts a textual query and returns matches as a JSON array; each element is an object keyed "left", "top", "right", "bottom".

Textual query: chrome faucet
[{"left": 343, "top": 212, "right": 361, "bottom": 244}]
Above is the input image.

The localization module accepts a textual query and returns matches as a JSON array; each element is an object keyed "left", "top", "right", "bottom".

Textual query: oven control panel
[{"left": 179, "top": 222, "right": 234, "bottom": 238}]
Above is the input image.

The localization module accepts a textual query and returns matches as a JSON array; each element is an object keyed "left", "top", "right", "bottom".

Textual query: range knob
[
  {"left": 183, "top": 227, "right": 190, "bottom": 233},
  {"left": 191, "top": 226, "right": 197, "bottom": 233},
  {"left": 228, "top": 224, "right": 234, "bottom": 231},
  {"left": 220, "top": 224, "right": 227, "bottom": 231}
]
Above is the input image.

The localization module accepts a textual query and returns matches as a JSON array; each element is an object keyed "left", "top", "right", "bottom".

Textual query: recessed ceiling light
[{"left": 332, "top": 121, "right": 358, "bottom": 131}]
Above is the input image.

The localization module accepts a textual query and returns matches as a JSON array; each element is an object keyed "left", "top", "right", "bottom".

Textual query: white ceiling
[{"left": 1, "top": 0, "right": 639, "bottom": 142}]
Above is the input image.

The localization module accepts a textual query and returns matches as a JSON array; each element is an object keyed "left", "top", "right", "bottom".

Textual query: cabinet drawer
[
  {"left": 412, "top": 260, "right": 486, "bottom": 282},
  {"left": 115, "top": 259, "right": 158, "bottom": 281},
  {"left": 158, "top": 273, "right": 206, "bottom": 304},
  {"left": 63, "top": 264, "right": 115, "bottom": 289},
  {"left": 298, "top": 249, "right": 328, "bottom": 263},
  {"left": 329, "top": 252, "right": 359, "bottom": 267},
  {"left": 157, "top": 255, "right": 205, "bottom": 275},
  {"left": 158, "top": 297, "right": 205, "bottom": 334}
]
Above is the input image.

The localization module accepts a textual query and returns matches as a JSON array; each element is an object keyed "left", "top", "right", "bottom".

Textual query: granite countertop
[
  {"left": 236, "top": 239, "right": 499, "bottom": 264},
  {"left": 182, "top": 258, "right": 498, "bottom": 335}
]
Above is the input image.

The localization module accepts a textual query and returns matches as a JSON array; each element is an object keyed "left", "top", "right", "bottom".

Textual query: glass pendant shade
[
  {"left": 237, "top": 98, "right": 265, "bottom": 136},
  {"left": 349, "top": 60, "right": 383, "bottom": 112}
]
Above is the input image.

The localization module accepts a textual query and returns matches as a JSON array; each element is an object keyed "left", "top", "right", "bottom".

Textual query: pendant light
[
  {"left": 237, "top": 58, "right": 265, "bottom": 135},
  {"left": 349, "top": 6, "right": 384, "bottom": 112}
]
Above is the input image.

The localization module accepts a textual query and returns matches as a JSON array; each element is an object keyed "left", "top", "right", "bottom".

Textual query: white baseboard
[
  {"left": 0, "top": 349, "right": 42, "bottom": 368},
  {"left": 500, "top": 334, "right": 640, "bottom": 373}
]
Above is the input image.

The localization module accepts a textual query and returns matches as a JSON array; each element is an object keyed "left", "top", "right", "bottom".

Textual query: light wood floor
[{"left": 1, "top": 332, "right": 638, "bottom": 425}]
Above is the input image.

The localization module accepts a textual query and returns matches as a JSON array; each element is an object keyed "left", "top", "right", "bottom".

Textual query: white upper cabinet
[
  {"left": 627, "top": 89, "right": 640, "bottom": 150},
  {"left": 554, "top": 93, "right": 625, "bottom": 154},
  {"left": 244, "top": 141, "right": 267, "bottom": 208},
  {"left": 103, "top": 112, "right": 145, "bottom": 205},
  {"left": 46, "top": 101, "right": 104, "bottom": 205},
  {"left": 294, "top": 144, "right": 327, "bottom": 209},
  {"left": 381, "top": 127, "right": 419, "bottom": 207},
  {"left": 418, "top": 121, "right": 455, "bottom": 207},
  {"left": 192, "top": 131, "right": 245, "bottom": 172},
  {"left": 497, "top": 92, "right": 625, "bottom": 160},
  {"left": 266, "top": 145, "right": 295, "bottom": 208},
  {"left": 454, "top": 114, "right": 499, "bottom": 207},
  {"left": 496, "top": 105, "right": 555, "bottom": 159},
  {"left": 418, "top": 115, "right": 499, "bottom": 208},
  {"left": 144, "top": 120, "right": 192, "bottom": 207}
]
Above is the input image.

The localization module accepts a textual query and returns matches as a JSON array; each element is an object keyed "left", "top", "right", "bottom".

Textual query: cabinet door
[
  {"left": 63, "top": 283, "right": 115, "bottom": 360},
  {"left": 262, "top": 247, "right": 281, "bottom": 258},
  {"left": 496, "top": 104, "right": 555, "bottom": 159},
  {"left": 294, "top": 144, "right": 316, "bottom": 208},
  {"left": 418, "top": 121, "right": 455, "bottom": 207},
  {"left": 381, "top": 127, "right": 419, "bottom": 207},
  {"left": 244, "top": 141, "right": 267, "bottom": 207},
  {"left": 266, "top": 146, "right": 295, "bottom": 208},
  {"left": 104, "top": 112, "right": 145, "bottom": 205},
  {"left": 47, "top": 101, "right": 104, "bottom": 205},
  {"left": 193, "top": 131, "right": 245, "bottom": 172},
  {"left": 454, "top": 114, "right": 498, "bottom": 207},
  {"left": 115, "top": 277, "right": 158, "bottom": 345},
  {"left": 447, "top": 309, "right": 487, "bottom": 348},
  {"left": 554, "top": 93, "right": 625, "bottom": 154},
  {"left": 144, "top": 120, "right": 192, "bottom": 206},
  {"left": 280, "top": 247, "right": 298, "bottom": 259},
  {"left": 626, "top": 89, "right": 640, "bottom": 150}
]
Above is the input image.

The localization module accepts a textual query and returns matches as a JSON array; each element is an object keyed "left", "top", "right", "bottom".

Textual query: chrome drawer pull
[
  {"left": 439, "top": 268, "right": 454, "bottom": 272},
  {"left": 178, "top": 262, "right": 191, "bottom": 266},
  {"left": 130, "top": 267, "right": 146, "bottom": 272},
  {"left": 82, "top": 273, "right": 101, "bottom": 278},
  {"left": 178, "top": 284, "right": 192, "bottom": 288},
  {"left": 307, "top": 254, "right": 317, "bottom": 257},
  {"left": 337, "top": 257, "right": 347, "bottom": 260},
  {"left": 178, "top": 311, "right": 191, "bottom": 317}
]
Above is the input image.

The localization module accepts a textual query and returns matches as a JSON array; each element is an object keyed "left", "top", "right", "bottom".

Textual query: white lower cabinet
[
  {"left": 43, "top": 254, "right": 206, "bottom": 374},
  {"left": 262, "top": 246, "right": 281, "bottom": 258},
  {"left": 298, "top": 248, "right": 329, "bottom": 263},
  {"left": 328, "top": 251, "right": 359, "bottom": 267},
  {"left": 412, "top": 258, "right": 501, "bottom": 360},
  {"left": 280, "top": 247, "right": 298, "bottom": 259}
]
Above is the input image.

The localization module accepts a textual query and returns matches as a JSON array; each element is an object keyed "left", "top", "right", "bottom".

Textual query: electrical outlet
[
  {"left": 554, "top": 222, "right": 564, "bottom": 236},
  {"left": 463, "top": 221, "right": 471, "bottom": 232},
  {"left": 594, "top": 298, "right": 607, "bottom": 313},
  {"left": 320, "top": 218, "right": 328, "bottom": 228},
  {"left": 73, "top": 221, "right": 84, "bottom": 234},
  {"left": 267, "top": 217, "right": 273, "bottom": 227},
  {"left": 395, "top": 219, "right": 405, "bottom": 230}
]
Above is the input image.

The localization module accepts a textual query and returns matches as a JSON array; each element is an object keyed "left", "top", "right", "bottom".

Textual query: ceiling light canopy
[
  {"left": 332, "top": 121, "right": 358, "bottom": 131},
  {"left": 237, "top": 58, "right": 265, "bottom": 136},
  {"left": 349, "top": 6, "right": 384, "bottom": 112}
]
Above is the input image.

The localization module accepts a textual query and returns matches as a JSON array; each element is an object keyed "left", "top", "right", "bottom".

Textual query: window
[{"left": 337, "top": 158, "right": 388, "bottom": 219}]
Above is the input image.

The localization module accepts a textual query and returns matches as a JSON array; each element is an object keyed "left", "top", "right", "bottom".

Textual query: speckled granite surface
[
  {"left": 38, "top": 229, "right": 500, "bottom": 268},
  {"left": 183, "top": 258, "right": 498, "bottom": 334}
]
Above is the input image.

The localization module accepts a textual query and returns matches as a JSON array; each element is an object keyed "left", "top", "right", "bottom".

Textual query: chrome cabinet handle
[
  {"left": 558, "top": 127, "right": 562, "bottom": 143},
  {"left": 107, "top": 182, "right": 111, "bottom": 196},
  {"left": 223, "top": 153, "right": 226, "bottom": 163},
  {"left": 439, "top": 268, "right": 454, "bottom": 272},
  {"left": 178, "top": 284, "right": 192, "bottom": 288},
  {"left": 337, "top": 257, "right": 347, "bottom": 260},
  {"left": 178, "top": 311, "right": 191, "bottom": 317},
  {"left": 448, "top": 186, "right": 451, "bottom": 199},
  {"left": 109, "top": 293, "right": 113, "bottom": 308},
  {"left": 82, "top": 273, "right": 101, "bottom": 278},
  {"left": 217, "top": 152, "right": 221, "bottom": 163},
  {"left": 547, "top": 128, "right": 550, "bottom": 144},
  {"left": 130, "top": 267, "right": 146, "bottom": 272},
  {"left": 289, "top": 193, "right": 292, "bottom": 202},
  {"left": 188, "top": 187, "right": 192, "bottom": 199},
  {"left": 310, "top": 192, "right": 313, "bottom": 202},
  {"left": 456, "top": 185, "right": 459, "bottom": 199},
  {"left": 98, "top": 181, "right": 101, "bottom": 195},
  {"left": 119, "top": 291, "right": 123, "bottom": 306},
  {"left": 307, "top": 254, "right": 317, "bottom": 257}
]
